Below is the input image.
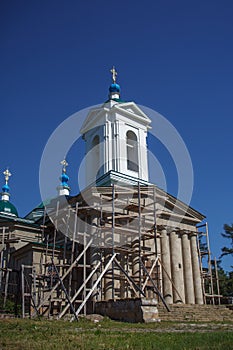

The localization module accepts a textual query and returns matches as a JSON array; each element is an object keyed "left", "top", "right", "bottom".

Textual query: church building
[{"left": 0, "top": 68, "right": 215, "bottom": 321}]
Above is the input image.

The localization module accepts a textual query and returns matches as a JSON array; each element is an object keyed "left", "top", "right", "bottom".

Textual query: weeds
[{"left": 0, "top": 318, "right": 232, "bottom": 349}]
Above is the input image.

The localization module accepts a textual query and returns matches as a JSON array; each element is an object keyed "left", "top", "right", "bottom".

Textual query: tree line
[{"left": 216, "top": 223, "right": 233, "bottom": 298}]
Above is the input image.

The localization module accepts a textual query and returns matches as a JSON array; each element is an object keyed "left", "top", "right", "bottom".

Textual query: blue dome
[
  {"left": 2, "top": 184, "right": 10, "bottom": 193},
  {"left": 109, "top": 83, "right": 121, "bottom": 93},
  {"left": 60, "top": 173, "right": 69, "bottom": 187}
]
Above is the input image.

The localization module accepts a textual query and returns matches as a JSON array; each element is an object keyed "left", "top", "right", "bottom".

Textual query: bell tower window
[{"left": 126, "top": 130, "right": 139, "bottom": 172}]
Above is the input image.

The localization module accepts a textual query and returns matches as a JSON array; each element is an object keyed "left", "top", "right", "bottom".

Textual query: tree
[
  {"left": 217, "top": 224, "right": 233, "bottom": 299},
  {"left": 210, "top": 259, "right": 233, "bottom": 298},
  {"left": 221, "top": 223, "right": 233, "bottom": 259}
]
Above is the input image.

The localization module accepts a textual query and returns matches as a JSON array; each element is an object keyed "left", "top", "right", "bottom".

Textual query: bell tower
[{"left": 80, "top": 67, "right": 151, "bottom": 187}]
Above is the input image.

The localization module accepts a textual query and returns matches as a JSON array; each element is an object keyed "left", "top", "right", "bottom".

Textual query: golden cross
[
  {"left": 3, "top": 169, "right": 11, "bottom": 184},
  {"left": 60, "top": 159, "right": 68, "bottom": 173},
  {"left": 110, "top": 66, "right": 117, "bottom": 84}
]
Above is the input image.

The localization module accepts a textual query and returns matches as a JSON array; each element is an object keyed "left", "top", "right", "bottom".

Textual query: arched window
[
  {"left": 92, "top": 135, "right": 100, "bottom": 148},
  {"left": 126, "top": 130, "right": 139, "bottom": 172},
  {"left": 92, "top": 135, "right": 100, "bottom": 176}
]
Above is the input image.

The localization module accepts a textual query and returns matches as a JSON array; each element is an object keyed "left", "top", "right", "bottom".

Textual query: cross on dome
[
  {"left": 1, "top": 168, "right": 14, "bottom": 208},
  {"left": 3, "top": 169, "right": 11, "bottom": 184},
  {"left": 60, "top": 159, "right": 68, "bottom": 173},
  {"left": 110, "top": 66, "right": 117, "bottom": 84},
  {"left": 109, "top": 66, "right": 121, "bottom": 99}
]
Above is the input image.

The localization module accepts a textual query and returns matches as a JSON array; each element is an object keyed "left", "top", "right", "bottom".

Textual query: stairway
[{"left": 157, "top": 304, "right": 233, "bottom": 322}]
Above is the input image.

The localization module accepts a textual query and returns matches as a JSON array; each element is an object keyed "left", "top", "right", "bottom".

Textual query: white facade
[{"left": 80, "top": 100, "right": 151, "bottom": 187}]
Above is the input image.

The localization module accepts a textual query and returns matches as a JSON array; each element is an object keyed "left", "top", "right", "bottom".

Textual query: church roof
[{"left": 0, "top": 199, "right": 18, "bottom": 217}]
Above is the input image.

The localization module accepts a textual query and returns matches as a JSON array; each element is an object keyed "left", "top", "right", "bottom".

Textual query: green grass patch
[{"left": 0, "top": 318, "right": 233, "bottom": 349}]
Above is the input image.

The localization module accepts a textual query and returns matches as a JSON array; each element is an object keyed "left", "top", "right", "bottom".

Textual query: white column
[
  {"left": 190, "top": 233, "right": 204, "bottom": 304},
  {"left": 170, "top": 229, "right": 185, "bottom": 303},
  {"left": 181, "top": 231, "right": 195, "bottom": 304},
  {"left": 114, "top": 120, "right": 120, "bottom": 173},
  {"left": 160, "top": 227, "right": 173, "bottom": 304},
  {"left": 138, "top": 129, "right": 149, "bottom": 181},
  {"left": 117, "top": 120, "right": 126, "bottom": 174},
  {"left": 104, "top": 122, "right": 110, "bottom": 173}
]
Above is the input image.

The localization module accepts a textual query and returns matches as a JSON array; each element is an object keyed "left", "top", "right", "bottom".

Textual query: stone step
[{"left": 157, "top": 304, "right": 233, "bottom": 322}]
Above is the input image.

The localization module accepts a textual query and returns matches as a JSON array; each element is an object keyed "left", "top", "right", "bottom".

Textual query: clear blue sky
[{"left": 1, "top": 0, "right": 233, "bottom": 271}]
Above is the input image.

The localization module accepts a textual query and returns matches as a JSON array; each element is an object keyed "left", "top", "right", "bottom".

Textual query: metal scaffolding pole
[
  {"left": 111, "top": 184, "right": 115, "bottom": 299},
  {"left": 21, "top": 265, "right": 25, "bottom": 318},
  {"left": 0, "top": 227, "right": 6, "bottom": 291},
  {"left": 214, "top": 257, "right": 221, "bottom": 305},
  {"left": 138, "top": 182, "right": 142, "bottom": 289}
]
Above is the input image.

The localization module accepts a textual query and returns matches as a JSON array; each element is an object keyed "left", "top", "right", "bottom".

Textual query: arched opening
[{"left": 126, "top": 130, "right": 139, "bottom": 172}]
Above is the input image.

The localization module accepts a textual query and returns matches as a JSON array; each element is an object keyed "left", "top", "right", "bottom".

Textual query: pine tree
[
  {"left": 212, "top": 259, "right": 233, "bottom": 298},
  {"left": 221, "top": 223, "right": 233, "bottom": 259}
]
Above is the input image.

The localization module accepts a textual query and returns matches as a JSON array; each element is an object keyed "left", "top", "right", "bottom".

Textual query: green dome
[{"left": 0, "top": 200, "right": 18, "bottom": 217}]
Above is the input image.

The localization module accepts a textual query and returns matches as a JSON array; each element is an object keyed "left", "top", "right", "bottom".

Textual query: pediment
[
  {"left": 113, "top": 102, "right": 151, "bottom": 126},
  {"left": 80, "top": 101, "right": 152, "bottom": 135},
  {"left": 156, "top": 186, "right": 205, "bottom": 223},
  {"left": 80, "top": 107, "right": 107, "bottom": 135}
]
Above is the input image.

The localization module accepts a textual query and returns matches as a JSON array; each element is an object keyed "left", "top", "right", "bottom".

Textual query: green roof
[
  {"left": 104, "top": 98, "right": 126, "bottom": 103},
  {"left": 0, "top": 200, "right": 18, "bottom": 217}
]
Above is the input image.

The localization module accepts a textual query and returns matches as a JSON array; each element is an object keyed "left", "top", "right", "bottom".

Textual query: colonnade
[
  {"left": 90, "top": 215, "right": 204, "bottom": 305},
  {"left": 159, "top": 226, "right": 203, "bottom": 305}
]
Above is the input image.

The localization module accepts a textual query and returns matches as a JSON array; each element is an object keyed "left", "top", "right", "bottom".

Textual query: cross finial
[
  {"left": 110, "top": 66, "right": 117, "bottom": 84},
  {"left": 60, "top": 159, "right": 68, "bottom": 173},
  {"left": 3, "top": 169, "right": 11, "bottom": 184}
]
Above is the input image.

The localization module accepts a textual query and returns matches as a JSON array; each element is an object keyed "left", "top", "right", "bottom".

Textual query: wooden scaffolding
[
  {"left": 1, "top": 183, "right": 220, "bottom": 318},
  {"left": 197, "top": 222, "right": 221, "bottom": 304},
  {"left": 0, "top": 184, "right": 168, "bottom": 319}
]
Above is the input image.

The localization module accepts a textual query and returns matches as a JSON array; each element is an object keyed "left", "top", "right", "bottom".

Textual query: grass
[{"left": 0, "top": 318, "right": 233, "bottom": 349}]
